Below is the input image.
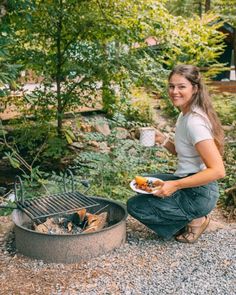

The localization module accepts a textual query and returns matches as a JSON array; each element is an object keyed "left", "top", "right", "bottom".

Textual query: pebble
[
  {"left": 0, "top": 218, "right": 235, "bottom": 294},
  {"left": 59, "top": 226, "right": 235, "bottom": 295}
]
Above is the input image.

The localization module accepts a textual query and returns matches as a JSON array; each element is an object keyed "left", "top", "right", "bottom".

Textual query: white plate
[{"left": 130, "top": 177, "right": 163, "bottom": 194}]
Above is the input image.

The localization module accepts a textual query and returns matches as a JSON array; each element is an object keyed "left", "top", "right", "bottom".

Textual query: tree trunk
[
  {"left": 234, "top": 28, "right": 236, "bottom": 80},
  {"left": 56, "top": 0, "right": 63, "bottom": 136},
  {"left": 198, "top": 1, "right": 202, "bottom": 18},
  {"left": 205, "top": 0, "right": 211, "bottom": 12}
]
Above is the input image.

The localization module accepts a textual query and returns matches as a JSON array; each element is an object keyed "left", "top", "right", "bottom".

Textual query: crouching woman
[{"left": 127, "top": 64, "right": 225, "bottom": 243}]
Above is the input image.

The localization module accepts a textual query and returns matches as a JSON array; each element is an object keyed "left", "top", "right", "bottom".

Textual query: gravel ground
[{"left": 0, "top": 212, "right": 235, "bottom": 295}]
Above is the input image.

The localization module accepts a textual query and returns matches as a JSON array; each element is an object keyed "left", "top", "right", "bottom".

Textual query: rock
[
  {"left": 6, "top": 192, "right": 16, "bottom": 202},
  {"left": 77, "top": 132, "right": 86, "bottom": 139},
  {"left": 63, "top": 120, "right": 72, "bottom": 127},
  {"left": 222, "top": 125, "right": 234, "bottom": 131},
  {"left": 128, "top": 147, "right": 138, "bottom": 156},
  {"left": 164, "top": 125, "right": 172, "bottom": 133},
  {"left": 93, "top": 121, "right": 111, "bottom": 136},
  {"left": 99, "top": 142, "right": 110, "bottom": 153},
  {"left": 81, "top": 123, "right": 93, "bottom": 132},
  {"left": 70, "top": 142, "right": 84, "bottom": 149},
  {"left": 113, "top": 127, "right": 130, "bottom": 139},
  {"left": 88, "top": 141, "right": 100, "bottom": 148}
]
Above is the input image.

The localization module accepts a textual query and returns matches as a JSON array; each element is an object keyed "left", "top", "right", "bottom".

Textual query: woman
[{"left": 127, "top": 64, "right": 225, "bottom": 243}]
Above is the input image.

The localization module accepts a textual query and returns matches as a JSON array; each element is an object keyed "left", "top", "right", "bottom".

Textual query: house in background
[{"left": 215, "top": 22, "right": 236, "bottom": 81}]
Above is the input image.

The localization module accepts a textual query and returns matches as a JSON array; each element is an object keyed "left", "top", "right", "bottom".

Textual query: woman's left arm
[
  {"left": 153, "top": 139, "right": 225, "bottom": 197},
  {"left": 176, "top": 139, "right": 225, "bottom": 189}
]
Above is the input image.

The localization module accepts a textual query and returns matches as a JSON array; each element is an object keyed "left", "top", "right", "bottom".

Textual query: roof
[{"left": 218, "top": 22, "right": 235, "bottom": 45}]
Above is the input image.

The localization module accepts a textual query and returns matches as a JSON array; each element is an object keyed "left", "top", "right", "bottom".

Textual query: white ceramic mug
[{"left": 139, "top": 127, "right": 156, "bottom": 147}]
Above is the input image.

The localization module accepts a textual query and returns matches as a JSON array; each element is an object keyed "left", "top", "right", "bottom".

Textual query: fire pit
[{"left": 12, "top": 196, "right": 127, "bottom": 263}]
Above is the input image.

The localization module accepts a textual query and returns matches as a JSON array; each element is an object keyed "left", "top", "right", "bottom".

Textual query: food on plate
[
  {"left": 135, "top": 176, "right": 148, "bottom": 186},
  {"left": 134, "top": 176, "right": 164, "bottom": 193}
]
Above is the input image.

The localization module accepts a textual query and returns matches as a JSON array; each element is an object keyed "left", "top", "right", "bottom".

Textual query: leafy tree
[
  {"left": 165, "top": 0, "right": 215, "bottom": 17},
  {"left": 163, "top": 13, "right": 226, "bottom": 77},
  {"left": 165, "top": 0, "right": 235, "bottom": 82},
  {"left": 0, "top": 1, "right": 20, "bottom": 98},
  {"left": 4, "top": 0, "right": 227, "bottom": 136},
  {"left": 6, "top": 0, "right": 169, "bottom": 134},
  {"left": 212, "top": 0, "right": 236, "bottom": 26},
  {"left": 165, "top": 0, "right": 236, "bottom": 26}
]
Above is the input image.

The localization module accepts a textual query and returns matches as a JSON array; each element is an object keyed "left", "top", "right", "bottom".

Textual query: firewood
[
  {"left": 76, "top": 208, "right": 87, "bottom": 223},
  {"left": 85, "top": 212, "right": 98, "bottom": 225},
  {"left": 67, "top": 221, "right": 73, "bottom": 233},
  {"left": 33, "top": 210, "right": 108, "bottom": 234},
  {"left": 34, "top": 218, "right": 62, "bottom": 234},
  {"left": 83, "top": 212, "right": 108, "bottom": 233}
]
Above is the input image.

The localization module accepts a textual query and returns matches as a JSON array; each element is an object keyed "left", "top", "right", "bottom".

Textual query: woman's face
[{"left": 168, "top": 74, "right": 196, "bottom": 114}]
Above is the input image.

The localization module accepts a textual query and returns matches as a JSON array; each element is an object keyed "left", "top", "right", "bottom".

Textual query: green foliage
[
  {"left": 166, "top": 0, "right": 202, "bottom": 17},
  {"left": 218, "top": 144, "right": 236, "bottom": 207},
  {"left": 212, "top": 92, "right": 236, "bottom": 125},
  {"left": 71, "top": 133, "right": 173, "bottom": 202},
  {"left": 0, "top": 34, "right": 20, "bottom": 97},
  {"left": 163, "top": 13, "right": 226, "bottom": 78},
  {"left": 43, "top": 136, "right": 69, "bottom": 160},
  {"left": 6, "top": 0, "right": 171, "bottom": 133},
  {"left": 212, "top": 0, "right": 236, "bottom": 27},
  {"left": 158, "top": 91, "right": 180, "bottom": 120},
  {"left": 4, "top": 151, "right": 20, "bottom": 169},
  {"left": 0, "top": 2, "right": 22, "bottom": 97},
  {"left": 165, "top": 0, "right": 236, "bottom": 27},
  {"left": 9, "top": 123, "right": 48, "bottom": 155},
  {"left": 0, "top": 207, "right": 13, "bottom": 216},
  {"left": 83, "top": 132, "right": 106, "bottom": 142},
  {"left": 2, "top": 0, "right": 227, "bottom": 133},
  {"left": 125, "top": 88, "right": 155, "bottom": 123},
  {"left": 211, "top": 91, "right": 236, "bottom": 206},
  {"left": 109, "top": 87, "right": 156, "bottom": 124},
  {"left": 1, "top": 121, "right": 70, "bottom": 162}
]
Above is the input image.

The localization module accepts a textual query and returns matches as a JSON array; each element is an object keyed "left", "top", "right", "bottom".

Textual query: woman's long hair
[{"left": 168, "top": 64, "right": 224, "bottom": 155}]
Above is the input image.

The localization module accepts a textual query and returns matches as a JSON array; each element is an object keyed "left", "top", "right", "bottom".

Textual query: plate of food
[{"left": 130, "top": 176, "right": 164, "bottom": 194}]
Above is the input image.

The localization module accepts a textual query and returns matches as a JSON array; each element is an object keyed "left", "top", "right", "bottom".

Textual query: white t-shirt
[{"left": 174, "top": 107, "right": 213, "bottom": 177}]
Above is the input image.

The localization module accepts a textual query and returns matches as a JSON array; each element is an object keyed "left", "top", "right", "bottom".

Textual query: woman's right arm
[{"left": 155, "top": 130, "right": 177, "bottom": 155}]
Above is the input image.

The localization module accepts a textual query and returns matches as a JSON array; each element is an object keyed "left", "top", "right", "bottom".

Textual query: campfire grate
[
  {"left": 13, "top": 171, "right": 100, "bottom": 221},
  {"left": 17, "top": 191, "right": 100, "bottom": 221}
]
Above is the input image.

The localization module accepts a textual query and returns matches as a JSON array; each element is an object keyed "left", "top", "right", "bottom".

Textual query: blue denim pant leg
[
  {"left": 127, "top": 173, "right": 219, "bottom": 239},
  {"left": 127, "top": 194, "right": 189, "bottom": 239},
  {"left": 175, "top": 182, "right": 219, "bottom": 220}
]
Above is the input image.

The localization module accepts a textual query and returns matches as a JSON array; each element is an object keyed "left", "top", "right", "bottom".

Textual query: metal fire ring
[{"left": 12, "top": 197, "right": 128, "bottom": 263}]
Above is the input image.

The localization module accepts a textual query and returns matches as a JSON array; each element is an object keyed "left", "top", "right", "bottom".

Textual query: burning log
[
  {"left": 34, "top": 208, "right": 108, "bottom": 234},
  {"left": 83, "top": 212, "right": 108, "bottom": 233},
  {"left": 77, "top": 208, "right": 86, "bottom": 223}
]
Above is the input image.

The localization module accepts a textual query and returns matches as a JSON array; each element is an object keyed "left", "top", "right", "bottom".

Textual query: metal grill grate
[{"left": 17, "top": 191, "right": 99, "bottom": 220}]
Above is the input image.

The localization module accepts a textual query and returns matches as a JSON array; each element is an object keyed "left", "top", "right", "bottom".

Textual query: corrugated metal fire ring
[{"left": 12, "top": 196, "right": 128, "bottom": 263}]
